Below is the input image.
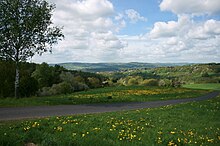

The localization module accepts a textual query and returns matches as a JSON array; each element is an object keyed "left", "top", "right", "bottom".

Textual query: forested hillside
[
  {"left": 55, "top": 62, "right": 190, "bottom": 72},
  {"left": 102, "top": 63, "right": 220, "bottom": 87}
]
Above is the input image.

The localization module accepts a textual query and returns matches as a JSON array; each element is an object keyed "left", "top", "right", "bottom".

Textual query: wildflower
[
  {"left": 24, "top": 126, "right": 30, "bottom": 131},
  {"left": 158, "top": 131, "right": 163, "bottom": 135},
  {"left": 157, "top": 137, "right": 162, "bottom": 144},
  {"left": 170, "top": 131, "right": 175, "bottom": 134},
  {"left": 62, "top": 121, "right": 67, "bottom": 125},
  {"left": 72, "top": 133, "right": 77, "bottom": 137},
  {"left": 82, "top": 134, "right": 85, "bottom": 137},
  {"left": 168, "top": 140, "right": 177, "bottom": 146},
  {"left": 188, "top": 131, "right": 193, "bottom": 136},
  {"left": 207, "top": 139, "right": 214, "bottom": 143},
  {"left": 32, "top": 122, "right": 39, "bottom": 128},
  {"left": 57, "top": 126, "right": 63, "bottom": 132}
]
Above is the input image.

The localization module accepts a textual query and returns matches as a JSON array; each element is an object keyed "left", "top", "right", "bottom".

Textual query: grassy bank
[
  {"left": 183, "top": 83, "right": 220, "bottom": 90},
  {"left": 0, "top": 86, "right": 209, "bottom": 107},
  {"left": 0, "top": 95, "right": 219, "bottom": 145}
]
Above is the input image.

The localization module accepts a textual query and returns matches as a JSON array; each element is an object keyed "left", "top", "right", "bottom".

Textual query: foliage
[
  {"left": 0, "top": 95, "right": 219, "bottom": 145},
  {"left": 0, "top": 0, "right": 63, "bottom": 61},
  {"left": 19, "top": 76, "right": 38, "bottom": 97},
  {"left": 141, "top": 79, "right": 158, "bottom": 86},
  {"left": 0, "top": 61, "right": 105, "bottom": 98},
  {"left": 0, "top": 60, "right": 38, "bottom": 97},
  {"left": 0, "top": 0, "right": 63, "bottom": 98},
  {"left": 105, "top": 63, "right": 220, "bottom": 87}
]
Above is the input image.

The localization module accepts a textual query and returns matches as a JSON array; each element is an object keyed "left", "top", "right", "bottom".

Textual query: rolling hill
[{"left": 52, "top": 62, "right": 191, "bottom": 72}]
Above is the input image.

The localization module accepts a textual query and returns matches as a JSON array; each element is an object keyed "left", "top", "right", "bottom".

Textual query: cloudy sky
[{"left": 32, "top": 0, "right": 220, "bottom": 63}]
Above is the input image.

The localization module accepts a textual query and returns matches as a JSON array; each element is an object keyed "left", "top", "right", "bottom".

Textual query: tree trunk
[{"left": 15, "top": 62, "right": 19, "bottom": 98}]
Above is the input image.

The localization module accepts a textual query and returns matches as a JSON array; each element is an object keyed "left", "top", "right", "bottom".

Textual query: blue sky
[
  {"left": 32, "top": 0, "right": 220, "bottom": 63},
  {"left": 110, "top": 0, "right": 177, "bottom": 35}
]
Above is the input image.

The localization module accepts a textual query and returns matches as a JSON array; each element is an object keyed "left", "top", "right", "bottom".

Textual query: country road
[{"left": 0, "top": 91, "right": 219, "bottom": 121}]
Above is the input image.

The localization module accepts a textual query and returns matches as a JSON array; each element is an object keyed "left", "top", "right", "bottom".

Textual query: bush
[
  {"left": 127, "top": 76, "right": 143, "bottom": 86},
  {"left": 141, "top": 79, "right": 158, "bottom": 86},
  {"left": 88, "top": 77, "right": 101, "bottom": 88},
  {"left": 73, "top": 83, "right": 89, "bottom": 91},
  {"left": 159, "top": 79, "right": 172, "bottom": 87},
  {"left": 38, "top": 82, "right": 72, "bottom": 96},
  {"left": 20, "top": 77, "right": 38, "bottom": 97}
]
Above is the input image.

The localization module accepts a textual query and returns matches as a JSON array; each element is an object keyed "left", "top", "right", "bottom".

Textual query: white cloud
[
  {"left": 118, "top": 15, "right": 220, "bottom": 63},
  {"left": 149, "top": 15, "right": 190, "bottom": 38},
  {"left": 125, "top": 9, "right": 147, "bottom": 23},
  {"left": 32, "top": 0, "right": 127, "bottom": 63},
  {"left": 32, "top": 0, "right": 220, "bottom": 63},
  {"left": 160, "top": 0, "right": 220, "bottom": 15},
  {"left": 188, "top": 19, "right": 220, "bottom": 40}
]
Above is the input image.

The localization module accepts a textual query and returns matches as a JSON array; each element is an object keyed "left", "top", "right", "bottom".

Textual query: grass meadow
[
  {"left": 0, "top": 86, "right": 209, "bottom": 107},
  {"left": 183, "top": 83, "right": 220, "bottom": 91},
  {"left": 0, "top": 94, "right": 219, "bottom": 145}
]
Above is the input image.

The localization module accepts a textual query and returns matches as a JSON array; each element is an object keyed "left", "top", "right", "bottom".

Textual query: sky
[{"left": 32, "top": 0, "right": 220, "bottom": 63}]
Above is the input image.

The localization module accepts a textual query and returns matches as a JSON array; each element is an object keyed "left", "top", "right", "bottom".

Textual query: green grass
[
  {"left": 0, "top": 95, "right": 219, "bottom": 146},
  {"left": 183, "top": 83, "right": 220, "bottom": 90},
  {"left": 0, "top": 86, "right": 209, "bottom": 107}
]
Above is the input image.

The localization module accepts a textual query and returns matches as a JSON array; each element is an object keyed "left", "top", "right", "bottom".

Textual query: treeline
[
  {"left": 104, "top": 64, "right": 220, "bottom": 87},
  {"left": 0, "top": 60, "right": 106, "bottom": 98},
  {"left": 107, "top": 75, "right": 181, "bottom": 87}
]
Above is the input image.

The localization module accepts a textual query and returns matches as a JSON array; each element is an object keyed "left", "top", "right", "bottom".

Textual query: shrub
[
  {"left": 141, "top": 79, "right": 158, "bottom": 86},
  {"left": 20, "top": 77, "right": 38, "bottom": 97}
]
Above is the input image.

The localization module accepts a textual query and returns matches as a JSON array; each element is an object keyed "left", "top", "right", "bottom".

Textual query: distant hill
[{"left": 51, "top": 62, "right": 192, "bottom": 72}]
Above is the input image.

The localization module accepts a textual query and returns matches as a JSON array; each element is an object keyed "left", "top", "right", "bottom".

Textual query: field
[
  {"left": 183, "top": 83, "right": 220, "bottom": 90},
  {"left": 0, "top": 86, "right": 209, "bottom": 107},
  {"left": 0, "top": 94, "right": 219, "bottom": 145}
]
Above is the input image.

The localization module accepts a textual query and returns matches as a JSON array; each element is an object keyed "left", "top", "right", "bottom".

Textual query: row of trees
[
  {"left": 0, "top": 61, "right": 106, "bottom": 98},
  {"left": 106, "top": 75, "right": 181, "bottom": 87}
]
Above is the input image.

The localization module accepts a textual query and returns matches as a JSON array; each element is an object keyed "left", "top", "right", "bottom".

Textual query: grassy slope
[
  {"left": 0, "top": 95, "right": 219, "bottom": 146},
  {"left": 0, "top": 86, "right": 209, "bottom": 107},
  {"left": 183, "top": 83, "right": 220, "bottom": 90}
]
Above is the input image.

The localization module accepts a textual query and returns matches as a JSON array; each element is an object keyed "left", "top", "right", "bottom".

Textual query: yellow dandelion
[
  {"left": 57, "top": 126, "right": 63, "bottom": 132},
  {"left": 158, "top": 131, "right": 163, "bottom": 134},
  {"left": 207, "top": 139, "right": 214, "bottom": 143},
  {"left": 170, "top": 131, "right": 175, "bottom": 134},
  {"left": 62, "top": 121, "right": 67, "bottom": 125}
]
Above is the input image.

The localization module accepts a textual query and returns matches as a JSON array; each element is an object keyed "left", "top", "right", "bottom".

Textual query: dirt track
[{"left": 0, "top": 91, "right": 219, "bottom": 121}]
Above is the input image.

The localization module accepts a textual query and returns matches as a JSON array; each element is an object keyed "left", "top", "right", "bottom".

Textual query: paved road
[{"left": 0, "top": 91, "right": 219, "bottom": 121}]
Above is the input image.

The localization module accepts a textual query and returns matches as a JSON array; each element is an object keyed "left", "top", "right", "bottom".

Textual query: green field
[
  {"left": 0, "top": 86, "right": 209, "bottom": 107},
  {"left": 183, "top": 83, "right": 220, "bottom": 90},
  {"left": 0, "top": 94, "right": 219, "bottom": 145}
]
